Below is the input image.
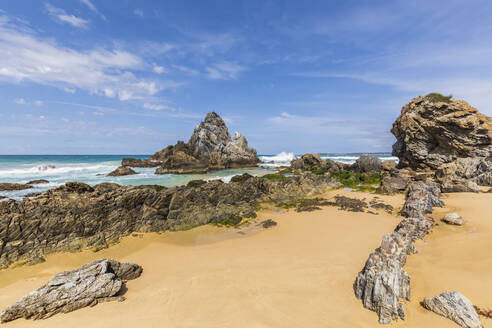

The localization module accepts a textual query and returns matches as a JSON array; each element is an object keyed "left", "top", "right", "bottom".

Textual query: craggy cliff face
[
  {"left": 188, "top": 112, "right": 232, "bottom": 160},
  {"left": 391, "top": 96, "right": 492, "bottom": 190},
  {"left": 392, "top": 96, "right": 492, "bottom": 170}
]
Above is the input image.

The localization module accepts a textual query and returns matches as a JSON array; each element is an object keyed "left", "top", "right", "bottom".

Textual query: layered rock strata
[
  {"left": 354, "top": 181, "right": 443, "bottom": 324},
  {"left": 0, "top": 259, "right": 142, "bottom": 322},
  {"left": 0, "top": 174, "right": 337, "bottom": 268},
  {"left": 391, "top": 95, "right": 492, "bottom": 190}
]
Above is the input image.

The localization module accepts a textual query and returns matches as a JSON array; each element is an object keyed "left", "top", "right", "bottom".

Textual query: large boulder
[
  {"left": 125, "top": 112, "right": 259, "bottom": 174},
  {"left": 391, "top": 95, "right": 492, "bottom": 187},
  {"left": 352, "top": 155, "right": 382, "bottom": 173},
  {"left": 0, "top": 259, "right": 142, "bottom": 323},
  {"left": 422, "top": 291, "right": 483, "bottom": 328}
]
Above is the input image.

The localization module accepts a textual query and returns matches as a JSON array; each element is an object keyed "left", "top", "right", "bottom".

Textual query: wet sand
[{"left": 0, "top": 190, "right": 490, "bottom": 327}]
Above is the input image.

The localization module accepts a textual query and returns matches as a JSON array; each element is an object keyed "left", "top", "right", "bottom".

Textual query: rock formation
[
  {"left": 422, "top": 291, "right": 483, "bottom": 328},
  {"left": 27, "top": 179, "right": 49, "bottom": 185},
  {"left": 107, "top": 166, "right": 138, "bottom": 177},
  {"left": 442, "top": 213, "right": 465, "bottom": 226},
  {"left": 123, "top": 112, "right": 259, "bottom": 174},
  {"left": 0, "top": 174, "right": 337, "bottom": 268},
  {"left": 0, "top": 259, "right": 142, "bottom": 323},
  {"left": 354, "top": 181, "right": 443, "bottom": 324},
  {"left": 391, "top": 94, "right": 492, "bottom": 190},
  {"left": 290, "top": 153, "right": 341, "bottom": 172},
  {"left": 0, "top": 183, "right": 32, "bottom": 191},
  {"left": 352, "top": 155, "right": 382, "bottom": 173}
]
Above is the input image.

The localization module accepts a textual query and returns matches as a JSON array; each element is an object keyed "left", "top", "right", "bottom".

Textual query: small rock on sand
[
  {"left": 422, "top": 291, "right": 483, "bottom": 328},
  {"left": 442, "top": 213, "right": 465, "bottom": 226},
  {"left": 261, "top": 219, "right": 277, "bottom": 228}
]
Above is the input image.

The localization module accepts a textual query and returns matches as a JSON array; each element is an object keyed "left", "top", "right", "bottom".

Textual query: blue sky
[{"left": 1, "top": 0, "right": 491, "bottom": 154}]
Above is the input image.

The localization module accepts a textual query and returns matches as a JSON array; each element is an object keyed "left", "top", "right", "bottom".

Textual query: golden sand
[{"left": 0, "top": 190, "right": 490, "bottom": 327}]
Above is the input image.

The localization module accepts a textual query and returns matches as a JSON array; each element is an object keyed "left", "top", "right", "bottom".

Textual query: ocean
[{"left": 0, "top": 153, "right": 397, "bottom": 200}]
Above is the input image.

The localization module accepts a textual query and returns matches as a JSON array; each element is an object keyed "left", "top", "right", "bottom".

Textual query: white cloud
[
  {"left": 172, "top": 65, "right": 199, "bottom": 76},
  {"left": 134, "top": 9, "right": 144, "bottom": 17},
  {"left": 14, "top": 98, "right": 27, "bottom": 105},
  {"left": 14, "top": 98, "right": 43, "bottom": 106},
  {"left": 206, "top": 62, "right": 245, "bottom": 80},
  {"left": 45, "top": 3, "right": 90, "bottom": 29},
  {"left": 153, "top": 65, "right": 167, "bottom": 74},
  {"left": 80, "top": 0, "right": 106, "bottom": 20},
  {"left": 0, "top": 15, "right": 174, "bottom": 101},
  {"left": 143, "top": 103, "right": 173, "bottom": 111},
  {"left": 63, "top": 87, "right": 76, "bottom": 94}
]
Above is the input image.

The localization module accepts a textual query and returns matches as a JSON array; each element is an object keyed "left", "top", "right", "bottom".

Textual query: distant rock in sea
[
  {"left": 27, "top": 179, "right": 49, "bottom": 185},
  {"left": 123, "top": 112, "right": 259, "bottom": 174},
  {"left": 391, "top": 94, "right": 492, "bottom": 191},
  {"left": 107, "top": 166, "right": 138, "bottom": 177},
  {"left": 0, "top": 183, "right": 32, "bottom": 191},
  {"left": 0, "top": 259, "right": 142, "bottom": 323}
]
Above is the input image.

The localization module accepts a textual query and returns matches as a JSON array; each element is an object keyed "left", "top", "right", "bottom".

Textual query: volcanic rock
[
  {"left": 0, "top": 259, "right": 142, "bottom": 323},
  {"left": 107, "top": 166, "right": 138, "bottom": 177},
  {"left": 422, "top": 291, "right": 483, "bottom": 328},
  {"left": 391, "top": 95, "right": 492, "bottom": 188},
  {"left": 0, "top": 183, "right": 32, "bottom": 191}
]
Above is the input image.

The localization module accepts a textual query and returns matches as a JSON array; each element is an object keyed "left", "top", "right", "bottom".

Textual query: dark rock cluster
[{"left": 0, "top": 174, "right": 338, "bottom": 268}]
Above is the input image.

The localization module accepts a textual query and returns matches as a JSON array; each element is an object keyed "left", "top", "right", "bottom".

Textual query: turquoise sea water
[{"left": 0, "top": 153, "right": 397, "bottom": 200}]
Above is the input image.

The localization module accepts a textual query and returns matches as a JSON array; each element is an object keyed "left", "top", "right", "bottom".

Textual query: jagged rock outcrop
[
  {"left": 422, "top": 291, "right": 483, "bottom": 328},
  {"left": 354, "top": 181, "right": 443, "bottom": 324},
  {"left": 107, "top": 166, "right": 138, "bottom": 177},
  {"left": 352, "top": 155, "right": 383, "bottom": 173},
  {"left": 123, "top": 112, "right": 259, "bottom": 174},
  {"left": 0, "top": 174, "right": 337, "bottom": 269},
  {"left": 391, "top": 95, "right": 492, "bottom": 189},
  {"left": 0, "top": 183, "right": 32, "bottom": 191},
  {"left": 290, "top": 154, "right": 341, "bottom": 173},
  {"left": 0, "top": 259, "right": 142, "bottom": 323}
]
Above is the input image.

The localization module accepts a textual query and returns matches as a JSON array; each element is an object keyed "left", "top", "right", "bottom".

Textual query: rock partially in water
[
  {"left": 0, "top": 174, "right": 337, "bottom": 268},
  {"left": 422, "top": 291, "right": 483, "bottom": 328},
  {"left": 0, "top": 183, "right": 32, "bottom": 191},
  {"left": 27, "top": 179, "right": 49, "bottom": 185},
  {"left": 107, "top": 166, "right": 138, "bottom": 177},
  {"left": 0, "top": 259, "right": 142, "bottom": 323},
  {"left": 121, "top": 158, "right": 160, "bottom": 168},
  {"left": 442, "top": 213, "right": 465, "bottom": 226}
]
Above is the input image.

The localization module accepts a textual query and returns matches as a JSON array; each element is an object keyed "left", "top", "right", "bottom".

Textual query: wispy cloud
[
  {"left": 143, "top": 103, "right": 174, "bottom": 111},
  {"left": 134, "top": 9, "right": 144, "bottom": 17},
  {"left": 153, "top": 65, "right": 167, "bottom": 74},
  {"left": 0, "top": 14, "right": 180, "bottom": 101},
  {"left": 80, "top": 0, "right": 106, "bottom": 20},
  {"left": 14, "top": 98, "right": 43, "bottom": 106},
  {"left": 45, "top": 3, "right": 90, "bottom": 29},
  {"left": 206, "top": 62, "right": 245, "bottom": 80}
]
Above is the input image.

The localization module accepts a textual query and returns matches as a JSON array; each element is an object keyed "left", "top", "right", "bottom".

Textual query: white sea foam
[{"left": 259, "top": 152, "right": 296, "bottom": 167}]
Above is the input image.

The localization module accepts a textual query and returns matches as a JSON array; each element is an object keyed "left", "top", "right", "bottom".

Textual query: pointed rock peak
[{"left": 204, "top": 111, "right": 223, "bottom": 123}]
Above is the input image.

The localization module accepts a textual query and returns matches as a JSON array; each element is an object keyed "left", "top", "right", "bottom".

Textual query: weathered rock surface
[
  {"left": 442, "top": 213, "right": 465, "bottom": 226},
  {"left": 290, "top": 153, "right": 340, "bottom": 173},
  {"left": 107, "top": 166, "right": 138, "bottom": 177},
  {"left": 27, "top": 179, "right": 49, "bottom": 185},
  {"left": 422, "top": 291, "right": 483, "bottom": 328},
  {"left": 377, "top": 174, "right": 409, "bottom": 194},
  {"left": 124, "top": 112, "right": 259, "bottom": 174},
  {"left": 0, "top": 259, "right": 142, "bottom": 323},
  {"left": 354, "top": 181, "right": 442, "bottom": 324},
  {"left": 0, "top": 174, "right": 337, "bottom": 268},
  {"left": 391, "top": 95, "right": 492, "bottom": 188},
  {"left": 352, "top": 155, "right": 383, "bottom": 173},
  {"left": 0, "top": 183, "right": 32, "bottom": 191}
]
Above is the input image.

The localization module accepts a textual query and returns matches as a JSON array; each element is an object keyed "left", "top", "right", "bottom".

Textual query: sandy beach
[{"left": 0, "top": 189, "right": 490, "bottom": 327}]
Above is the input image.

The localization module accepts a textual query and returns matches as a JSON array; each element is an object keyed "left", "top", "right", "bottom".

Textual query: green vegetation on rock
[
  {"left": 425, "top": 93, "right": 452, "bottom": 104},
  {"left": 263, "top": 173, "right": 287, "bottom": 180},
  {"left": 330, "top": 170, "right": 382, "bottom": 192}
]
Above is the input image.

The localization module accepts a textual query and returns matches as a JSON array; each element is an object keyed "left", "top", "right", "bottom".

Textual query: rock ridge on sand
[{"left": 0, "top": 259, "right": 142, "bottom": 323}]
